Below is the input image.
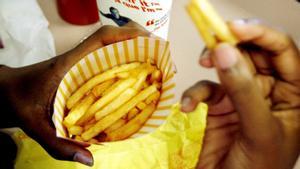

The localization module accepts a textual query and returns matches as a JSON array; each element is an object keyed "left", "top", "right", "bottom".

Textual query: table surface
[{"left": 37, "top": 0, "right": 300, "bottom": 168}]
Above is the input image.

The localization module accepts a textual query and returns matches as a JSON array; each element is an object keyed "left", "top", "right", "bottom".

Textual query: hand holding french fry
[{"left": 184, "top": 1, "right": 300, "bottom": 168}]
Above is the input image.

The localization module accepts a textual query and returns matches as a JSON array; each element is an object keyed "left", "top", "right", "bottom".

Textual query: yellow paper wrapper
[{"left": 13, "top": 103, "right": 207, "bottom": 169}]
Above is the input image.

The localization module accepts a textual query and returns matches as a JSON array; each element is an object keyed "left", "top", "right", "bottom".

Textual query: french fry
[
  {"left": 150, "top": 70, "right": 162, "bottom": 83},
  {"left": 116, "top": 72, "right": 130, "bottom": 79},
  {"left": 127, "top": 107, "right": 140, "bottom": 121},
  {"left": 143, "top": 81, "right": 150, "bottom": 89},
  {"left": 66, "top": 62, "right": 141, "bottom": 109},
  {"left": 101, "top": 79, "right": 122, "bottom": 96},
  {"left": 152, "top": 81, "right": 162, "bottom": 90},
  {"left": 81, "top": 85, "right": 158, "bottom": 141},
  {"left": 136, "top": 102, "right": 146, "bottom": 110},
  {"left": 76, "top": 78, "right": 136, "bottom": 125},
  {"left": 132, "top": 69, "right": 148, "bottom": 91},
  {"left": 68, "top": 126, "right": 83, "bottom": 135},
  {"left": 63, "top": 93, "right": 96, "bottom": 128},
  {"left": 186, "top": 3, "right": 217, "bottom": 49},
  {"left": 106, "top": 103, "right": 156, "bottom": 141},
  {"left": 145, "top": 91, "right": 161, "bottom": 104},
  {"left": 91, "top": 79, "right": 115, "bottom": 97},
  {"left": 104, "top": 119, "right": 127, "bottom": 134},
  {"left": 95, "top": 88, "right": 137, "bottom": 120},
  {"left": 75, "top": 135, "right": 83, "bottom": 142},
  {"left": 192, "top": 0, "right": 237, "bottom": 45},
  {"left": 186, "top": 0, "right": 238, "bottom": 49}
]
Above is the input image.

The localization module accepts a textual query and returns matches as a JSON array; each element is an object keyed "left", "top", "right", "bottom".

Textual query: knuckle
[
  {"left": 182, "top": 80, "right": 216, "bottom": 99},
  {"left": 99, "top": 25, "right": 117, "bottom": 34}
]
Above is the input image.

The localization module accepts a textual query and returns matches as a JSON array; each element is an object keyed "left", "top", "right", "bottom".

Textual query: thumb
[
  {"left": 31, "top": 119, "right": 94, "bottom": 166},
  {"left": 41, "top": 132, "right": 94, "bottom": 166},
  {"left": 211, "top": 43, "right": 279, "bottom": 145}
]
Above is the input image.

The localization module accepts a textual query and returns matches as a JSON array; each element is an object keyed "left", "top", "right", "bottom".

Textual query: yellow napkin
[{"left": 13, "top": 103, "right": 207, "bottom": 169}]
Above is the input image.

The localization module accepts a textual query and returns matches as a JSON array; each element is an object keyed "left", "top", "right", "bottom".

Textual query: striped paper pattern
[{"left": 52, "top": 37, "right": 176, "bottom": 139}]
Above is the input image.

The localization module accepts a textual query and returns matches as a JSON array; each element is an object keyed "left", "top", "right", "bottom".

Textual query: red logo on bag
[{"left": 146, "top": 19, "right": 155, "bottom": 26}]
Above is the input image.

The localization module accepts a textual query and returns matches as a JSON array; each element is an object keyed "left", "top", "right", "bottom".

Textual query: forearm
[{"left": 0, "top": 65, "right": 17, "bottom": 128}]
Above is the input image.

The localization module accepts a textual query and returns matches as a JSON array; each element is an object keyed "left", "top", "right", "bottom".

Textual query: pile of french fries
[
  {"left": 186, "top": 0, "right": 238, "bottom": 49},
  {"left": 63, "top": 62, "right": 162, "bottom": 143}
]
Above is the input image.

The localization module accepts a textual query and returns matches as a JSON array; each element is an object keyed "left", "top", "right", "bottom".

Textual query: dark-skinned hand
[
  {"left": 0, "top": 21, "right": 150, "bottom": 167},
  {"left": 181, "top": 21, "right": 300, "bottom": 169}
]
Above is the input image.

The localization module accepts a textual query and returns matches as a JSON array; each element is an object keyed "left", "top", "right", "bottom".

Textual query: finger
[
  {"left": 42, "top": 128, "right": 93, "bottom": 166},
  {"left": 229, "top": 21, "right": 291, "bottom": 53},
  {"left": 207, "top": 112, "right": 239, "bottom": 129},
  {"left": 26, "top": 115, "right": 94, "bottom": 166},
  {"left": 199, "top": 58, "right": 214, "bottom": 68},
  {"left": 208, "top": 95, "right": 234, "bottom": 115},
  {"left": 212, "top": 43, "right": 280, "bottom": 145},
  {"left": 99, "top": 25, "right": 151, "bottom": 46},
  {"left": 199, "top": 48, "right": 214, "bottom": 68},
  {"left": 229, "top": 22, "right": 300, "bottom": 85},
  {"left": 181, "top": 81, "right": 235, "bottom": 115},
  {"left": 181, "top": 81, "right": 223, "bottom": 112}
]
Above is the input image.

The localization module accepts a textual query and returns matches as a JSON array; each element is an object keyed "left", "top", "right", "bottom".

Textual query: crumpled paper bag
[
  {"left": 0, "top": 0, "right": 55, "bottom": 67},
  {"left": 13, "top": 103, "right": 207, "bottom": 169}
]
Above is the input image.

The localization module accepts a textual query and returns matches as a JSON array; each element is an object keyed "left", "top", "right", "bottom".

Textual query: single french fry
[
  {"left": 152, "top": 81, "right": 162, "bottom": 90},
  {"left": 136, "top": 102, "right": 147, "bottom": 110},
  {"left": 91, "top": 79, "right": 115, "bottom": 97},
  {"left": 67, "top": 62, "right": 141, "bottom": 109},
  {"left": 143, "top": 81, "right": 150, "bottom": 89},
  {"left": 77, "top": 78, "right": 136, "bottom": 125},
  {"left": 127, "top": 107, "right": 140, "bottom": 121},
  {"left": 191, "top": 0, "right": 238, "bottom": 45},
  {"left": 63, "top": 93, "right": 96, "bottom": 128},
  {"left": 104, "top": 119, "right": 127, "bottom": 134},
  {"left": 68, "top": 126, "right": 83, "bottom": 135},
  {"left": 81, "top": 85, "right": 158, "bottom": 141},
  {"left": 150, "top": 69, "right": 162, "bottom": 83},
  {"left": 101, "top": 79, "right": 122, "bottom": 96},
  {"left": 106, "top": 103, "right": 156, "bottom": 141},
  {"left": 144, "top": 63, "right": 156, "bottom": 74},
  {"left": 75, "top": 135, "right": 83, "bottom": 142},
  {"left": 132, "top": 69, "right": 148, "bottom": 91},
  {"left": 116, "top": 72, "right": 130, "bottom": 79},
  {"left": 95, "top": 88, "right": 137, "bottom": 120},
  {"left": 186, "top": 3, "right": 217, "bottom": 49},
  {"left": 130, "top": 63, "right": 154, "bottom": 77},
  {"left": 145, "top": 91, "right": 161, "bottom": 104}
]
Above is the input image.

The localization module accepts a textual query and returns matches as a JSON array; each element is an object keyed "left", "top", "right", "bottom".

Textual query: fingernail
[
  {"left": 200, "top": 48, "right": 210, "bottom": 59},
  {"left": 232, "top": 19, "right": 246, "bottom": 25},
  {"left": 214, "top": 43, "right": 238, "bottom": 70},
  {"left": 181, "top": 97, "right": 193, "bottom": 112},
  {"left": 73, "top": 152, "right": 93, "bottom": 166},
  {"left": 232, "top": 18, "right": 261, "bottom": 26}
]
